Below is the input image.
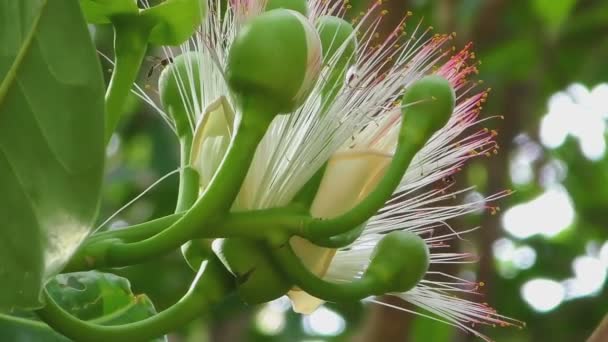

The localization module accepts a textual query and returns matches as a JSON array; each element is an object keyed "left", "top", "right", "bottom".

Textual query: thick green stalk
[
  {"left": 175, "top": 134, "right": 199, "bottom": 213},
  {"left": 64, "top": 213, "right": 183, "bottom": 272},
  {"left": 270, "top": 243, "right": 375, "bottom": 301},
  {"left": 97, "top": 103, "right": 272, "bottom": 267},
  {"left": 310, "top": 223, "right": 365, "bottom": 248},
  {"left": 104, "top": 20, "right": 150, "bottom": 142},
  {"left": 38, "top": 258, "right": 233, "bottom": 342}
]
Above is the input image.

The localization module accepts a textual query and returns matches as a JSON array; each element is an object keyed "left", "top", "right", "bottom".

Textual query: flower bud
[
  {"left": 212, "top": 238, "right": 292, "bottom": 304},
  {"left": 363, "top": 231, "right": 429, "bottom": 294},
  {"left": 317, "top": 16, "right": 356, "bottom": 66},
  {"left": 265, "top": 0, "right": 309, "bottom": 16},
  {"left": 316, "top": 16, "right": 357, "bottom": 110},
  {"left": 227, "top": 9, "right": 322, "bottom": 115},
  {"left": 158, "top": 51, "right": 202, "bottom": 135},
  {"left": 401, "top": 75, "right": 455, "bottom": 147}
]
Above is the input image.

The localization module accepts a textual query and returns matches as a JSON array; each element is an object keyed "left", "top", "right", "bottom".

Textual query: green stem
[
  {"left": 270, "top": 242, "right": 375, "bottom": 301},
  {"left": 93, "top": 213, "right": 184, "bottom": 243},
  {"left": 310, "top": 223, "right": 365, "bottom": 248},
  {"left": 301, "top": 137, "right": 423, "bottom": 240},
  {"left": 105, "top": 20, "right": 150, "bottom": 143},
  {"left": 100, "top": 104, "right": 272, "bottom": 267},
  {"left": 64, "top": 213, "right": 183, "bottom": 272},
  {"left": 175, "top": 134, "right": 199, "bottom": 213},
  {"left": 38, "top": 258, "right": 234, "bottom": 342}
]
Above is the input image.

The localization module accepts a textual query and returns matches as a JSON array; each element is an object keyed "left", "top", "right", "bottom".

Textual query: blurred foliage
[{"left": 37, "top": 0, "right": 608, "bottom": 341}]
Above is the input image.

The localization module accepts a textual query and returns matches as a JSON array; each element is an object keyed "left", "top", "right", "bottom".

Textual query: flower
[{"left": 137, "top": 0, "right": 522, "bottom": 339}]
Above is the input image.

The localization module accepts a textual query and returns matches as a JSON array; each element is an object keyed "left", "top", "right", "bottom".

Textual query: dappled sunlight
[
  {"left": 501, "top": 186, "right": 575, "bottom": 239},
  {"left": 540, "top": 83, "right": 608, "bottom": 161}
]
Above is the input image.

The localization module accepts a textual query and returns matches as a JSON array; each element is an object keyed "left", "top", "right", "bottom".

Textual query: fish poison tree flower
[{"left": 143, "top": 0, "right": 521, "bottom": 339}]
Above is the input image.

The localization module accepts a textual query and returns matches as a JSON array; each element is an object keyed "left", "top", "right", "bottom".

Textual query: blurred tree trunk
[
  {"left": 588, "top": 313, "right": 608, "bottom": 342},
  {"left": 348, "top": 0, "right": 415, "bottom": 340},
  {"left": 351, "top": 296, "right": 412, "bottom": 342},
  {"left": 462, "top": 0, "right": 535, "bottom": 340}
]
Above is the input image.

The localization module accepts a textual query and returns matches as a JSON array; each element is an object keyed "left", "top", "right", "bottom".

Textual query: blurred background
[{"left": 93, "top": 0, "right": 608, "bottom": 341}]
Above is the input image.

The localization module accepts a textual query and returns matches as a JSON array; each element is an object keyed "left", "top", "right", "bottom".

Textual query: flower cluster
[{"left": 137, "top": 0, "right": 522, "bottom": 339}]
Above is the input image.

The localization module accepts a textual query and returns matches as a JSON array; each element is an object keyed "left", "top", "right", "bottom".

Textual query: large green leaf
[
  {"left": 0, "top": 0, "right": 105, "bottom": 309},
  {"left": 0, "top": 272, "right": 165, "bottom": 341}
]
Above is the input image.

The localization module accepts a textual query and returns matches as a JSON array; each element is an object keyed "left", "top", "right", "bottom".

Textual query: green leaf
[
  {"left": 0, "top": 314, "right": 68, "bottom": 342},
  {"left": 532, "top": 0, "right": 577, "bottom": 34},
  {"left": 0, "top": 0, "right": 105, "bottom": 309},
  {"left": 0, "top": 272, "right": 165, "bottom": 341},
  {"left": 79, "top": 0, "right": 139, "bottom": 24},
  {"left": 47, "top": 272, "right": 160, "bottom": 326}
]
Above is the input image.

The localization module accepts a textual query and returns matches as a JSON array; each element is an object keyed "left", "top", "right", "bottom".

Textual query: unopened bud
[
  {"left": 266, "top": 0, "right": 309, "bottom": 16},
  {"left": 400, "top": 75, "right": 455, "bottom": 146},
  {"left": 363, "top": 231, "right": 429, "bottom": 294},
  {"left": 227, "top": 9, "right": 322, "bottom": 115},
  {"left": 158, "top": 51, "right": 202, "bottom": 135}
]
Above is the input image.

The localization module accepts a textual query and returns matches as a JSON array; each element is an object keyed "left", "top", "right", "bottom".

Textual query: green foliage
[
  {"left": 532, "top": 0, "right": 578, "bottom": 34},
  {"left": 46, "top": 272, "right": 157, "bottom": 323},
  {"left": 1, "top": 0, "right": 607, "bottom": 340},
  {"left": 0, "top": 272, "right": 163, "bottom": 341},
  {"left": 0, "top": 0, "right": 105, "bottom": 310}
]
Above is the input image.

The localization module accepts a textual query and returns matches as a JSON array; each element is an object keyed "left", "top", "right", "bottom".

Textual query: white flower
[{"left": 136, "top": 0, "right": 522, "bottom": 339}]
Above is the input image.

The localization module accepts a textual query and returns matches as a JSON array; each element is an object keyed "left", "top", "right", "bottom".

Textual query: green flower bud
[
  {"left": 141, "top": 0, "right": 208, "bottom": 45},
  {"left": 227, "top": 9, "right": 322, "bottom": 115},
  {"left": 363, "top": 231, "right": 429, "bottom": 294},
  {"left": 401, "top": 75, "right": 455, "bottom": 147},
  {"left": 316, "top": 15, "right": 357, "bottom": 112},
  {"left": 317, "top": 16, "right": 356, "bottom": 66},
  {"left": 212, "top": 238, "right": 292, "bottom": 304},
  {"left": 158, "top": 51, "right": 201, "bottom": 135},
  {"left": 265, "top": 0, "right": 309, "bottom": 16}
]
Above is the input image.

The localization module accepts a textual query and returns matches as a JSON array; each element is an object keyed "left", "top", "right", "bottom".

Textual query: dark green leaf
[
  {"left": 0, "top": 314, "right": 69, "bottom": 342},
  {"left": 0, "top": 272, "right": 165, "bottom": 341},
  {"left": 0, "top": 0, "right": 105, "bottom": 309}
]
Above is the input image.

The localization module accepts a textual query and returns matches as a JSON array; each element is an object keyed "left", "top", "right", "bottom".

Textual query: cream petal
[
  {"left": 190, "top": 96, "right": 235, "bottom": 190},
  {"left": 311, "top": 150, "right": 392, "bottom": 217},
  {"left": 288, "top": 149, "right": 391, "bottom": 313},
  {"left": 287, "top": 289, "right": 327, "bottom": 314}
]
